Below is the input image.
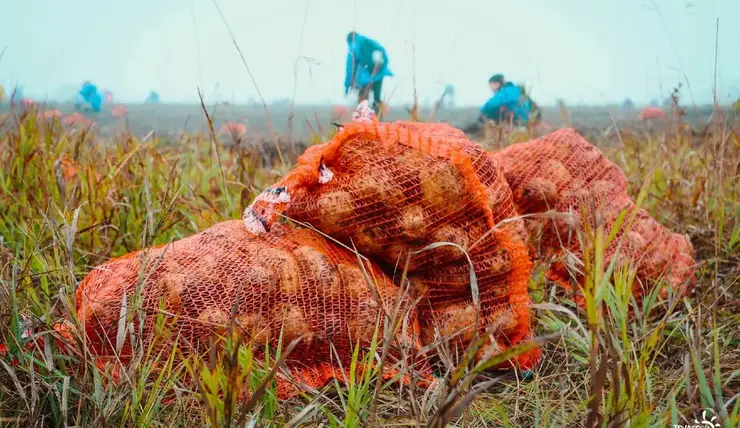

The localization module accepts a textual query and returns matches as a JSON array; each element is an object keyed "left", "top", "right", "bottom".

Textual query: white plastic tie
[{"left": 318, "top": 163, "right": 334, "bottom": 184}]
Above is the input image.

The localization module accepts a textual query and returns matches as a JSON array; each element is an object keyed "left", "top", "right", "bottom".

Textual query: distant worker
[
  {"left": 480, "top": 74, "right": 539, "bottom": 126},
  {"left": 76, "top": 81, "right": 102, "bottom": 113},
  {"left": 145, "top": 91, "right": 161, "bottom": 104},
  {"left": 442, "top": 84, "right": 456, "bottom": 108},
  {"left": 0, "top": 84, "right": 5, "bottom": 102},
  {"left": 344, "top": 31, "right": 393, "bottom": 114}
]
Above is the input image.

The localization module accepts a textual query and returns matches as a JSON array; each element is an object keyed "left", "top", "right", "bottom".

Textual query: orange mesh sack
[
  {"left": 75, "top": 220, "right": 421, "bottom": 398},
  {"left": 490, "top": 128, "right": 695, "bottom": 302},
  {"left": 244, "top": 120, "right": 538, "bottom": 368}
]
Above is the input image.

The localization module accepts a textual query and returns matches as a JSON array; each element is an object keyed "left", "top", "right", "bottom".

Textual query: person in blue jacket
[
  {"left": 479, "top": 74, "right": 539, "bottom": 125},
  {"left": 344, "top": 31, "right": 392, "bottom": 113},
  {"left": 76, "top": 81, "right": 102, "bottom": 113},
  {"left": 145, "top": 91, "right": 161, "bottom": 104}
]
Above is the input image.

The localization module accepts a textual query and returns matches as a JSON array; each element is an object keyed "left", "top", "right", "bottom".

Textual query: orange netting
[
  {"left": 27, "top": 121, "right": 698, "bottom": 402},
  {"left": 75, "top": 220, "right": 421, "bottom": 398},
  {"left": 490, "top": 128, "right": 695, "bottom": 302},
  {"left": 244, "top": 120, "right": 538, "bottom": 368}
]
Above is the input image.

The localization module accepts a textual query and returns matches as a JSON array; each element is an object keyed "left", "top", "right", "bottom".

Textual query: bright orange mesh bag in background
[
  {"left": 75, "top": 220, "right": 422, "bottom": 398},
  {"left": 244, "top": 120, "right": 539, "bottom": 368},
  {"left": 489, "top": 128, "right": 695, "bottom": 302}
]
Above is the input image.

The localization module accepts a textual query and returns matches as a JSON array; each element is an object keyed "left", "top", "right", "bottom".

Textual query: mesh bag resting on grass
[
  {"left": 244, "top": 120, "right": 538, "bottom": 368},
  {"left": 490, "top": 128, "right": 695, "bottom": 301},
  {"left": 75, "top": 220, "right": 421, "bottom": 398}
]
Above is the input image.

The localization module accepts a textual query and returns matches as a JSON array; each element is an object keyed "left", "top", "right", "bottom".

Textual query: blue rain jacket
[
  {"left": 145, "top": 92, "right": 160, "bottom": 104},
  {"left": 79, "top": 82, "right": 102, "bottom": 112},
  {"left": 480, "top": 82, "right": 534, "bottom": 124},
  {"left": 344, "top": 34, "right": 392, "bottom": 92}
]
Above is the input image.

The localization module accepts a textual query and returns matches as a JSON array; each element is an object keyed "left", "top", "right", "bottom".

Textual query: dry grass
[{"left": 0, "top": 97, "right": 738, "bottom": 427}]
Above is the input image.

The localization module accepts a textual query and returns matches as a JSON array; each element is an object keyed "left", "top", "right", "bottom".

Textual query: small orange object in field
[
  {"left": 638, "top": 107, "right": 666, "bottom": 120},
  {"left": 219, "top": 121, "right": 247, "bottom": 137},
  {"left": 330, "top": 104, "right": 350, "bottom": 121},
  {"left": 111, "top": 105, "right": 128, "bottom": 118},
  {"left": 63, "top": 113, "right": 95, "bottom": 128},
  {"left": 55, "top": 155, "right": 80, "bottom": 181},
  {"left": 41, "top": 109, "right": 63, "bottom": 119}
]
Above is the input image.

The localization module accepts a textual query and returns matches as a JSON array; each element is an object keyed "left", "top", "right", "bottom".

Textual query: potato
[
  {"left": 590, "top": 180, "right": 616, "bottom": 197},
  {"left": 401, "top": 205, "right": 427, "bottom": 240},
  {"left": 540, "top": 159, "right": 572, "bottom": 188},
  {"left": 485, "top": 308, "right": 519, "bottom": 334},
  {"left": 579, "top": 145, "right": 604, "bottom": 165},
  {"left": 161, "top": 272, "right": 187, "bottom": 309},
  {"left": 419, "top": 162, "right": 464, "bottom": 213},
  {"left": 317, "top": 190, "right": 355, "bottom": 227},
  {"left": 519, "top": 177, "right": 558, "bottom": 211},
  {"left": 244, "top": 264, "right": 278, "bottom": 293},
  {"left": 261, "top": 247, "right": 300, "bottom": 295},
  {"left": 431, "top": 225, "right": 470, "bottom": 262},
  {"left": 384, "top": 243, "right": 416, "bottom": 269},
  {"left": 350, "top": 227, "right": 386, "bottom": 257},
  {"left": 408, "top": 276, "right": 430, "bottom": 301},
  {"left": 198, "top": 308, "right": 230, "bottom": 338},
  {"left": 420, "top": 301, "right": 478, "bottom": 346},
  {"left": 478, "top": 252, "right": 514, "bottom": 279},
  {"left": 599, "top": 206, "right": 624, "bottom": 228},
  {"left": 294, "top": 245, "right": 340, "bottom": 293},
  {"left": 423, "top": 271, "right": 469, "bottom": 291},
  {"left": 553, "top": 213, "right": 581, "bottom": 242},
  {"left": 474, "top": 310, "right": 520, "bottom": 362},
  {"left": 562, "top": 186, "right": 591, "bottom": 203},
  {"left": 644, "top": 246, "right": 670, "bottom": 270},
  {"left": 192, "top": 253, "right": 222, "bottom": 280},
  {"left": 272, "top": 304, "right": 312, "bottom": 344},
  {"left": 635, "top": 218, "right": 658, "bottom": 236},
  {"left": 355, "top": 169, "right": 406, "bottom": 208},
  {"left": 524, "top": 218, "right": 546, "bottom": 242},
  {"left": 473, "top": 337, "right": 502, "bottom": 363},
  {"left": 337, "top": 263, "right": 371, "bottom": 299},
  {"left": 486, "top": 181, "right": 513, "bottom": 213},
  {"left": 235, "top": 313, "right": 269, "bottom": 343},
  {"left": 348, "top": 298, "right": 382, "bottom": 343},
  {"left": 625, "top": 231, "right": 647, "bottom": 252}
]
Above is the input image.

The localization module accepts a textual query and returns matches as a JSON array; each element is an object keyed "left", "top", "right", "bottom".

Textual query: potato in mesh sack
[
  {"left": 244, "top": 120, "right": 539, "bottom": 369},
  {"left": 490, "top": 128, "right": 695, "bottom": 302},
  {"left": 71, "top": 220, "right": 422, "bottom": 398}
]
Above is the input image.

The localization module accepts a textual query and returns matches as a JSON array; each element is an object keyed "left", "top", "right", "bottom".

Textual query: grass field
[{"left": 0, "top": 99, "right": 738, "bottom": 427}]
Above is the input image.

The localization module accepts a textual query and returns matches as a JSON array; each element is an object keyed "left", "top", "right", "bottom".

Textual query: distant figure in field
[
  {"left": 435, "top": 84, "right": 455, "bottom": 110},
  {"left": 14, "top": 85, "right": 25, "bottom": 103},
  {"left": 0, "top": 84, "right": 5, "bottom": 103},
  {"left": 480, "top": 74, "right": 539, "bottom": 126},
  {"left": 145, "top": 91, "right": 161, "bottom": 104},
  {"left": 461, "top": 74, "right": 540, "bottom": 135},
  {"left": 76, "top": 81, "right": 102, "bottom": 113},
  {"left": 344, "top": 31, "right": 392, "bottom": 114},
  {"left": 638, "top": 107, "right": 666, "bottom": 121}
]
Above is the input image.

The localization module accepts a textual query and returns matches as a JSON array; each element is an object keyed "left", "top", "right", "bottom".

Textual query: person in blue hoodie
[
  {"left": 479, "top": 74, "right": 539, "bottom": 125},
  {"left": 76, "top": 81, "right": 102, "bottom": 113},
  {"left": 344, "top": 31, "right": 392, "bottom": 113}
]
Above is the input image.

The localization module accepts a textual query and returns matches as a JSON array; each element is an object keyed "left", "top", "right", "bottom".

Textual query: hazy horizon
[{"left": 2, "top": 0, "right": 739, "bottom": 107}]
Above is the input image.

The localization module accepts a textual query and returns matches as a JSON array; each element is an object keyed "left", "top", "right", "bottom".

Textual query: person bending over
[{"left": 344, "top": 31, "right": 393, "bottom": 114}]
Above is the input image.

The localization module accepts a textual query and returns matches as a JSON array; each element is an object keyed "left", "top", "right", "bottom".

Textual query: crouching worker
[
  {"left": 344, "top": 31, "right": 393, "bottom": 114},
  {"left": 464, "top": 74, "right": 540, "bottom": 133},
  {"left": 76, "top": 81, "right": 102, "bottom": 113}
]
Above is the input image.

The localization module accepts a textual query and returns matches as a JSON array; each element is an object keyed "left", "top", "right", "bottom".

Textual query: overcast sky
[{"left": 2, "top": 0, "right": 738, "bottom": 106}]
